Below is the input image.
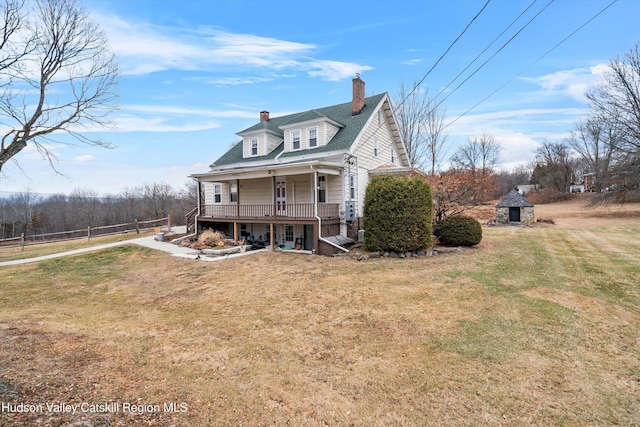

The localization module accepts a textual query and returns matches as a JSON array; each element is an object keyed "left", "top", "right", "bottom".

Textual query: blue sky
[{"left": 1, "top": 0, "right": 639, "bottom": 196}]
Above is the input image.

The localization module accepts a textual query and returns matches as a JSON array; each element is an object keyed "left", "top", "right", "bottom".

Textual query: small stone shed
[{"left": 495, "top": 189, "right": 534, "bottom": 224}]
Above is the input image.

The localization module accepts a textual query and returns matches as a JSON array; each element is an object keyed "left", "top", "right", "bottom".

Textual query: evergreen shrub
[
  {"left": 363, "top": 175, "right": 432, "bottom": 252},
  {"left": 433, "top": 215, "right": 482, "bottom": 247}
]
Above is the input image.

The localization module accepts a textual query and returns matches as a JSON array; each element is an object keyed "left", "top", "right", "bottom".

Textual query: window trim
[
  {"left": 308, "top": 127, "right": 318, "bottom": 148},
  {"left": 250, "top": 137, "right": 258, "bottom": 156},
  {"left": 349, "top": 175, "right": 356, "bottom": 200},
  {"left": 229, "top": 182, "right": 238, "bottom": 203},
  {"left": 213, "top": 184, "right": 222, "bottom": 204},
  {"left": 317, "top": 175, "right": 326, "bottom": 203},
  {"left": 291, "top": 130, "right": 301, "bottom": 151}
]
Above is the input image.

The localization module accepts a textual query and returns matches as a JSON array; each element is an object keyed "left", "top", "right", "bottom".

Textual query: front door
[
  {"left": 276, "top": 179, "right": 286, "bottom": 216},
  {"left": 509, "top": 207, "right": 521, "bottom": 222}
]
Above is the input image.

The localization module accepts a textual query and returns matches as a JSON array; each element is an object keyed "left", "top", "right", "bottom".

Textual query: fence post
[
  {"left": 135, "top": 219, "right": 139, "bottom": 234},
  {"left": 88, "top": 226, "right": 91, "bottom": 241},
  {"left": 167, "top": 215, "right": 171, "bottom": 231},
  {"left": 21, "top": 233, "right": 25, "bottom": 251}
]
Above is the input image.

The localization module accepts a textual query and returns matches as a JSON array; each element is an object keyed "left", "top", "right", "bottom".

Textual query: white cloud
[
  {"left": 306, "top": 60, "right": 374, "bottom": 81},
  {"left": 73, "top": 154, "right": 96, "bottom": 163},
  {"left": 110, "top": 115, "right": 221, "bottom": 133},
  {"left": 96, "top": 13, "right": 371, "bottom": 82},
  {"left": 522, "top": 65, "right": 608, "bottom": 102}
]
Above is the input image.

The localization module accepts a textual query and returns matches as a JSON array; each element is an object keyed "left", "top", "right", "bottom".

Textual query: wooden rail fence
[{"left": 0, "top": 217, "right": 171, "bottom": 250}]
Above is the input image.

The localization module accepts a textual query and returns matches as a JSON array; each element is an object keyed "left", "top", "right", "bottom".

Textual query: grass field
[
  {"left": 1, "top": 195, "right": 639, "bottom": 426},
  {"left": 0, "top": 230, "right": 155, "bottom": 263}
]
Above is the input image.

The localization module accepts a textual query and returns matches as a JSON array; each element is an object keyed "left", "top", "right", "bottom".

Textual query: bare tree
[
  {"left": 586, "top": 43, "right": 640, "bottom": 196},
  {"left": 393, "top": 81, "right": 448, "bottom": 174},
  {"left": 566, "top": 116, "right": 619, "bottom": 190},
  {"left": 531, "top": 140, "right": 574, "bottom": 193},
  {"left": 451, "top": 134, "right": 501, "bottom": 174},
  {"left": 0, "top": 0, "right": 119, "bottom": 173}
]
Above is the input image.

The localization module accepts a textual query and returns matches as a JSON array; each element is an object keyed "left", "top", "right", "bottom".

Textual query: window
[
  {"left": 213, "top": 184, "right": 221, "bottom": 203},
  {"left": 250, "top": 138, "right": 258, "bottom": 156},
  {"left": 391, "top": 148, "right": 396, "bottom": 164},
  {"left": 292, "top": 131, "right": 301, "bottom": 150},
  {"left": 377, "top": 110, "right": 382, "bottom": 126},
  {"left": 373, "top": 137, "right": 378, "bottom": 157},
  {"left": 350, "top": 175, "right": 356, "bottom": 199},
  {"left": 285, "top": 225, "right": 294, "bottom": 242},
  {"left": 318, "top": 175, "right": 326, "bottom": 203},
  {"left": 229, "top": 182, "right": 238, "bottom": 203},
  {"left": 308, "top": 128, "right": 317, "bottom": 147}
]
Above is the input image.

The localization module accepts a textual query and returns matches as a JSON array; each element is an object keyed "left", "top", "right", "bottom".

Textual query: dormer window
[
  {"left": 250, "top": 138, "right": 258, "bottom": 156},
  {"left": 292, "top": 131, "right": 301, "bottom": 150},
  {"left": 308, "top": 128, "right": 317, "bottom": 147}
]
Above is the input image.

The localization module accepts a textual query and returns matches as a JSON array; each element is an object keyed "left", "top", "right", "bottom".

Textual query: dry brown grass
[{"left": 1, "top": 197, "right": 639, "bottom": 426}]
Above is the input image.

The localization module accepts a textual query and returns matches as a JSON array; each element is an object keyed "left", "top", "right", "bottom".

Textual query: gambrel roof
[
  {"left": 496, "top": 189, "right": 534, "bottom": 208},
  {"left": 210, "top": 92, "right": 387, "bottom": 168}
]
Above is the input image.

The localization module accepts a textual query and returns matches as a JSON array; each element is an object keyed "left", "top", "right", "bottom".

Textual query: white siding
[
  {"left": 267, "top": 133, "right": 282, "bottom": 153},
  {"left": 326, "top": 174, "right": 342, "bottom": 204},
  {"left": 239, "top": 178, "right": 272, "bottom": 204},
  {"left": 351, "top": 101, "right": 404, "bottom": 214}
]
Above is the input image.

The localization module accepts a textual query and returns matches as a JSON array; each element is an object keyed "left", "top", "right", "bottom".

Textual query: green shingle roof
[{"left": 210, "top": 92, "right": 387, "bottom": 168}]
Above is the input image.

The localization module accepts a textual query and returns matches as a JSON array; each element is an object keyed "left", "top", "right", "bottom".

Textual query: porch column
[
  {"left": 313, "top": 221, "right": 319, "bottom": 255},
  {"left": 269, "top": 223, "right": 275, "bottom": 251},
  {"left": 233, "top": 222, "right": 238, "bottom": 245},
  {"left": 272, "top": 175, "right": 277, "bottom": 217}
]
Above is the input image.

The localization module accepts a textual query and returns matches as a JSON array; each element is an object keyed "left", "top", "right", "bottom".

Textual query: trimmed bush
[
  {"left": 363, "top": 175, "right": 432, "bottom": 253},
  {"left": 434, "top": 215, "right": 482, "bottom": 247}
]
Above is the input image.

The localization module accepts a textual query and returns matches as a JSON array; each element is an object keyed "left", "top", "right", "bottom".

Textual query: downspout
[
  {"left": 311, "top": 165, "right": 349, "bottom": 253},
  {"left": 194, "top": 178, "right": 201, "bottom": 234}
]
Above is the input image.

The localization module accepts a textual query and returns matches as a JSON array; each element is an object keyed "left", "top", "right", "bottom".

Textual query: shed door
[{"left": 509, "top": 207, "right": 521, "bottom": 222}]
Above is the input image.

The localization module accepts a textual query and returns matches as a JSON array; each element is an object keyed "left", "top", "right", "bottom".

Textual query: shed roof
[{"left": 496, "top": 189, "right": 534, "bottom": 208}]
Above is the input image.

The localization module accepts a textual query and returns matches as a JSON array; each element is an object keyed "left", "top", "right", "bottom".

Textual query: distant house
[
  {"left": 495, "top": 189, "right": 534, "bottom": 224},
  {"left": 583, "top": 172, "right": 596, "bottom": 192},
  {"left": 190, "top": 74, "right": 411, "bottom": 255},
  {"left": 515, "top": 184, "right": 536, "bottom": 195}
]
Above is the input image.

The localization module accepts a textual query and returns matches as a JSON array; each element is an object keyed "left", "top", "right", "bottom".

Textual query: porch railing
[{"left": 202, "top": 203, "right": 340, "bottom": 220}]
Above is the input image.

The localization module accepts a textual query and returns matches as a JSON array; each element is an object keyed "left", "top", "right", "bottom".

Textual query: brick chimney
[
  {"left": 352, "top": 73, "right": 365, "bottom": 115},
  {"left": 260, "top": 111, "right": 270, "bottom": 122}
]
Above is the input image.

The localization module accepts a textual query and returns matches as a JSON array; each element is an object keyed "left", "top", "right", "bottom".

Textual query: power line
[
  {"left": 354, "top": 0, "right": 492, "bottom": 154},
  {"left": 434, "top": 0, "right": 555, "bottom": 110},
  {"left": 443, "top": 0, "right": 619, "bottom": 131},
  {"left": 398, "top": 0, "right": 492, "bottom": 109},
  {"left": 433, "top": 0, "right": 540, "bottom": 105}
]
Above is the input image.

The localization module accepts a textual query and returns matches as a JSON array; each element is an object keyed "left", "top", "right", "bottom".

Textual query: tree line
[
  {"left": 0, "top": 182, "right": 196, "bottom": 239},
  {"left": 394, "top": 41, "right": 640, "bottom": 222}
]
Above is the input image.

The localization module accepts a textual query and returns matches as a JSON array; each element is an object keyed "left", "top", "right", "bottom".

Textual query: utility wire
[
  {"left": 443, "top": 0, "right": 619, "bottom": 131},
  {"left": 353, "top": 0, "right": 492, "bottom": 154},
  {"left": 433, "top": 0, "right": 540, "bottom": 104},
  {"left": 434, "top": 0, "right": 555, "bottom": 109},
  {"left": 397, "top": 0, "right": 492, "bottom": 109}
]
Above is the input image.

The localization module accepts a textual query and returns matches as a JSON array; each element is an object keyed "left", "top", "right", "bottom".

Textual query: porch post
[
  {"left": 269, "top": 223, "right": 275, "bottom": 251},
  {"left": 273, "top": 175, "right": 277, "bottom": 217},
  {"left": 233, "top": 221, "right": 238, "bottom": 245}
]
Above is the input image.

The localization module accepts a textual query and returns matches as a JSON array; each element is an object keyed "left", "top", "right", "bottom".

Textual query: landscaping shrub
[
  {"left": 363, "top": 175, "right": 432, "bottom": 252},
  {"left": 198, "top": 229, "right": 226, "bottom": 247},
  {"left": 434, "top": 215, "right": 482, "bottom": 247}
]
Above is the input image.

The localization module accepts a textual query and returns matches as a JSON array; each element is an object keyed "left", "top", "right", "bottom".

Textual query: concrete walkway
[{"left": 0, "top": 228, "right": 265, "bottom": 267}]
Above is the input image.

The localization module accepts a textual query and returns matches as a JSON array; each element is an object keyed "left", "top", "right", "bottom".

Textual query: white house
[{"left": 190, "top": 75, "right": 411, "bottom": 255}]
